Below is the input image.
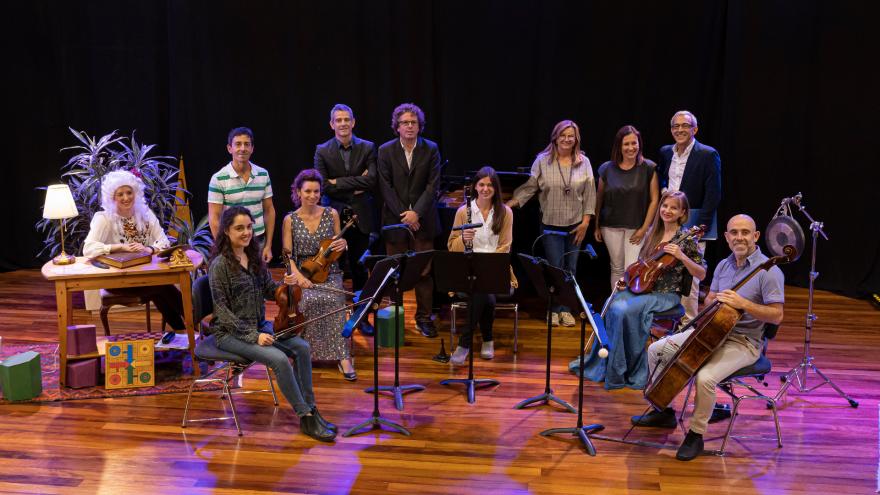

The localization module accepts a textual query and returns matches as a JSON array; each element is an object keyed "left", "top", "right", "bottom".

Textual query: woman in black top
[{"left": 594, "top": 125, "right": 660, "bottom": 291}]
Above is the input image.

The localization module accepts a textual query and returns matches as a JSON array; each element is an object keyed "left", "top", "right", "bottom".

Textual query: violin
[
  {"left": 644, "top": 245, "right": 796, "bottom": 410},
  {"left": 624, "top": 224, "right": 706, "bottom": 294},
  {"left": 273, "top": 252, "right": 306, "bottom": 336},
  {"left": 299, "top": 214, "right": 358, "bottom": 284}
]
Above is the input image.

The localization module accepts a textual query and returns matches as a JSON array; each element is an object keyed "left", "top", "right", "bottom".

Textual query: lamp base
[{"left": 52, "top": 252, "right": 76, "bottom": 265}]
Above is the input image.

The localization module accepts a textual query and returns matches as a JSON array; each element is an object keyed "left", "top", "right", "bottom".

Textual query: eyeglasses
[
  {"left": 398, "top": 120, "right": 419, "bottom": 127},
  {"left": 671, "top": 123, "right": 694, "bottom": 130}
]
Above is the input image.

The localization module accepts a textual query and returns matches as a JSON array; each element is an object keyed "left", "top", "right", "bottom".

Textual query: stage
[{"left": 0, "top": 268, "right": 877, "bottom": 494}]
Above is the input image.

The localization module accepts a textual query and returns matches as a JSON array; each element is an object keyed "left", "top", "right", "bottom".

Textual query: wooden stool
[{"left": 99, "top": 290, "right": 166, "bottom": 336}]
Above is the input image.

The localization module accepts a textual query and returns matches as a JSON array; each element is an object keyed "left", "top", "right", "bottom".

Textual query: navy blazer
[
  {"left": 657, "top": 140, "right": 722, "bottom": 239},
  {"left": 377, "top": 136, "right": 442, "bottom": 241},
  {"left": 313, "top": 135, "right": 377, "bottom": 234}
]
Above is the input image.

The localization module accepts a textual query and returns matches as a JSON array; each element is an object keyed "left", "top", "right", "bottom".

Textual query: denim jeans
[
  {"left": 215, "top": 325, "right": 315, "bottom": 417},
  {"left": 541, "top": 223, "right": 580, "bottom": 313}
]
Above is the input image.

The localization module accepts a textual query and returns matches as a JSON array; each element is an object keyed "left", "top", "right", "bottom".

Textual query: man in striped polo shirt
[{"left": 208, "top": 127, "right": 276, "bottom": 263}]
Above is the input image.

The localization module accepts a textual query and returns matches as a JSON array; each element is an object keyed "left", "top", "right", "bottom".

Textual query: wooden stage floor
[{"left": 0, "top": 268, "right": 878, "bottom": 494}]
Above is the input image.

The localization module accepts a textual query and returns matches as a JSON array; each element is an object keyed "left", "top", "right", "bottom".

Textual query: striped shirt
[{"left": 208, "top": 162, "right": 274, "bottom": 236}]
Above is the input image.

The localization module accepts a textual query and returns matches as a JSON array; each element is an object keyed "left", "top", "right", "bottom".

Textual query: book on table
[{"left": 95, "top": 251, "right": 153, "bottom": 269}]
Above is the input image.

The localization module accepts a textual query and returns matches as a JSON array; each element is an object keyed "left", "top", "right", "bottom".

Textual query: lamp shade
[{"left": 43, "top": 184, "right": 78, "bottom": 220}]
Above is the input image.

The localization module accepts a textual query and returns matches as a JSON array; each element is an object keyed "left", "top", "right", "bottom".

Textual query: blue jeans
[
  {"left": 541, "top": 223, "right": 580, "bottom": 313},
  {"left": 215, "top": 324, "right": 315, "bottom": 417},
  {"left": 572, "top": 289, "right": 680, "bottom": 390}
]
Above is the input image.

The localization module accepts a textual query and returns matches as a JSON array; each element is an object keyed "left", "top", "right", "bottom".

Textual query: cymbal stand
[{"left": 778, "top": 201, "right": 858, "bottom": 408}]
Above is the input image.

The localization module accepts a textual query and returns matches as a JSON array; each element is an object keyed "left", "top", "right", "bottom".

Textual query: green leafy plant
[{"left": 36, "top": 128, "right": 185, "bottom": 260}]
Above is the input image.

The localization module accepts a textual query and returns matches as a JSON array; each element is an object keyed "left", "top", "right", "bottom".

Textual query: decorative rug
[{"left": 0, "top": 340, "right": 229, "bottom": 404}]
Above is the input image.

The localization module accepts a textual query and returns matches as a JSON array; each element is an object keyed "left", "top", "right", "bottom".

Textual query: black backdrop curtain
[{"left": 9, "top": 1, "right": 877, "bottom": 296}]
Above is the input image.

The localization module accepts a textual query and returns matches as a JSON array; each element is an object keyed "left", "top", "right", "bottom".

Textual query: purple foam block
[
  {"left": 65, "top": 358, "right": 100, "bottom": 389},
  {"left": 66, "top": 325, "right": 98, "bottom": 356}
]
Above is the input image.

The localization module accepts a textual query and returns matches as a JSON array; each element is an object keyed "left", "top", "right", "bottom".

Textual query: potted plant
[{"left": 36, "top": 128, "right": 184, "bottom": 260}]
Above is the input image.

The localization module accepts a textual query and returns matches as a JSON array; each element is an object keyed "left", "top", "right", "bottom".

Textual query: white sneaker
[
  {"left": 550, "top": 312, "right": 560, "bottom": 326},
  {"left": 560, "top": 312, "right": 576, "bottom": 327},
  {"left": 480, "top": 341, "right": 495, "bottom": 360},
  {"left": 450, "top": 346, "right": 469, "bottom": 365}
]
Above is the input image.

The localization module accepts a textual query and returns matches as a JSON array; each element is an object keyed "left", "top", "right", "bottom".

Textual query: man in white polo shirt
[{"left": 208, "top": 127, "right": 276, "bottom": 263}]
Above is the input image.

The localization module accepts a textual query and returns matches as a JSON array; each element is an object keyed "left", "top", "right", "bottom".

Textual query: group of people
[{"left": 80, "top": 105, "right": 785, "bottom": 459}]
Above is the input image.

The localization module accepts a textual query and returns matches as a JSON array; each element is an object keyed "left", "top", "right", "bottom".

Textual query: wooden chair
[{"left": 98, "top": 290, "right": 165, "bottom": 336}]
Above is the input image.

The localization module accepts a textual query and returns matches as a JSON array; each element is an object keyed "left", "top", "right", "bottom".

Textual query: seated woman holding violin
[
  {"left": 281, "top": 169, "right": 356, "bottom": 380},
  {"left": 209, "top": 206, "right": 336, "bottom": 442},
  {"left": 632, "top": 213, "right": 785, "bottom": 461},
  {"left": 572, "top": 190, "right": 706, "bottom": 390}
]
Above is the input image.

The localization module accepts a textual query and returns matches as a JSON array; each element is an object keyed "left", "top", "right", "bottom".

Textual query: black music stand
[
  {"left": 434, "top": 251, "right": 510, "bottom": 404},
  {"left": 514, "top": 253, "right": 576, "bottom": 413},
  {"left": 538, "top": 267, "right": 607, "bottom": 455},
  {"left": 363, "top": 250, "right": 434, "bottom": 410},
  {"left": 343, "top": 259, "right": 410, "bottom": 437}
]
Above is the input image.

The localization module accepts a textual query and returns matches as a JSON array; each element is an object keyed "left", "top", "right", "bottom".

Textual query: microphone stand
[{"left": 778, "top": 197, "right": 858, "bottom": 407}]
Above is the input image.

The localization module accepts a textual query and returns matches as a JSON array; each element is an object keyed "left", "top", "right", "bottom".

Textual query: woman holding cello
[
  {"left": 572, "top": 190, "right": 706, "bottom": 390},
  {"left": 281, "top": 169, "right": 355, "bottom": 380},
  {"left": 209, "top": 206, "right": 336, "bottom": 442}
]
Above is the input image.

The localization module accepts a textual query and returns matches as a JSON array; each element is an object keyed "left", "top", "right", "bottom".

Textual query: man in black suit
[
  {"left": 314, "top": 104, "right": 378, "bottom": 336},
  {"left": 377, "top": 102, "right": 442, "bottom": 338},
  {"left": 657, "top": 110, "right": 722, "bottom": 323}
]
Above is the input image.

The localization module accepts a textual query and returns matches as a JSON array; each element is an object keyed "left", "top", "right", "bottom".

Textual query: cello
[
  {"left": 643, "top": 245, "right": 796, "bottom": 410},
  {"left": 299, "top": 214, "right": 358, "bottom": 283},
  {"left": 624, "top": 224, "right": 706, "bottom": 294}
]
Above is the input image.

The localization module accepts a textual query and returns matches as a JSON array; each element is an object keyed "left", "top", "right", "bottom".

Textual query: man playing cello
[{"left": 631, "top": 214, "right": 784, "bottom": 461}]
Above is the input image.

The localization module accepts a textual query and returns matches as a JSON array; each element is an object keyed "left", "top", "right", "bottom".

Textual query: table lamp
[{"left": 43, "top": 184, "right": 78, "bottom": 265}]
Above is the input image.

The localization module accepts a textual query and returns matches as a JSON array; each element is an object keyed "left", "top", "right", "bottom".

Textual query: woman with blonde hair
[{"left": 508, "top": 120, "right": 596, "bottom": 327}]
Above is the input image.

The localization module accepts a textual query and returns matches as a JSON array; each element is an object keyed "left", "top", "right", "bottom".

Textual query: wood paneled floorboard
[{"left": 0, "top": 268, "right": 878, "bottom": 494}]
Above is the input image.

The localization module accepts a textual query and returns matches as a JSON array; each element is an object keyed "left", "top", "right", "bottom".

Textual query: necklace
[{"left": 556, "top": 159, "right": 573, "bottom": 195}]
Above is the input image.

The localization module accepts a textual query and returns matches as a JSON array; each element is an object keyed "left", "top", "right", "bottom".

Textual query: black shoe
[
  {"left": 358, "top": 321, "right": 375, "bottom": 337},
  {"left": 708, "top": 403, "right": 732, "bottom": 423},
  {"left": 311, "top": 406, "right": 337, "bottom": 433},
  {"left": 631, "top": 407, "right": 677, "bottom": 428},
  {"left": 337, "top": 361, "right": 357, "bottom": 381},
  {"left": 300, "top": 414, "right": 336, "bottom": 442},
  {"left": 161, "top": 331, "right": 176, "bottom": 345},
  {"left": 417, "top": 321, "right": 438, "bottom": 338},
  {"left": 676, "top": 430, "right": 704, "bottom": 461}
]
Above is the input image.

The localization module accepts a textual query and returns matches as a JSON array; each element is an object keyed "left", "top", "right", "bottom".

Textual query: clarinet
[{"left": 463, "top": 184, "right": 474, "bottom": 253}]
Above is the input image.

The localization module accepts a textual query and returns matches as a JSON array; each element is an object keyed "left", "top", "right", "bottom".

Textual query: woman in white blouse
[
  {"left": 448, "top": 167, "right": 514, "bottom": 364},
  {"left": 508, "top": 120, "right": 596, "bottom": 327},
  {"left": 83, "top": 170, "right": 185, "bottom": 338}
]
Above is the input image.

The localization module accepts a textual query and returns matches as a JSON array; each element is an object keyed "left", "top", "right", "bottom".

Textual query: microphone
[
  {"left": 530, "top": 229, "right": 568, "bottom": 255},
  {"left": 563, "top": 244, "right": 598, "bottom": 263},
  {"left": 452, "top": 222, "right": 483, "bottom": 231}
]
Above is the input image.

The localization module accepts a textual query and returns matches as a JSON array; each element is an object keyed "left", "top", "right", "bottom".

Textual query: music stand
[
  {"left": 434, "top": 251, "right": 510, "bottom": 404},
  {"left": 343, "top": 260, "right": 411, "bottom": 437},
  {"left": 538, "top": 267, "right": 607, "bottom": 455},
  {"left": 363, "top": 250, "right": 434, "bottom": 410},
  {"left": 513, "top": 254, "right": 576, "bottom": 413}
]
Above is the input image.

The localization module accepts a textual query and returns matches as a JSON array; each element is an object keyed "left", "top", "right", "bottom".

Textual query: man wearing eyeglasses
[
  {"left": 657, "top": 110, "right": 722, "bottom": 324},
  {"left": 377, "top": 102, "right": 442, "bottom": 338}
]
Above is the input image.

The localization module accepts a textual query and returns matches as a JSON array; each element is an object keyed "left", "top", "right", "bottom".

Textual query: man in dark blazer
[
  {"left": 377, "top": 102, "right": 442, "bottom": 337},
  {"left": 314, "top": 104, "right": 378, "bottom": 293},
  {"left": 657, "top": 110, "right": 722, "bottom": 322}
]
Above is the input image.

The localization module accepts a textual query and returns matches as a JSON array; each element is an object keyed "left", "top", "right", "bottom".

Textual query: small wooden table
[{"left": 41, "top": 251, "right": 203, "bottom": 387}]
